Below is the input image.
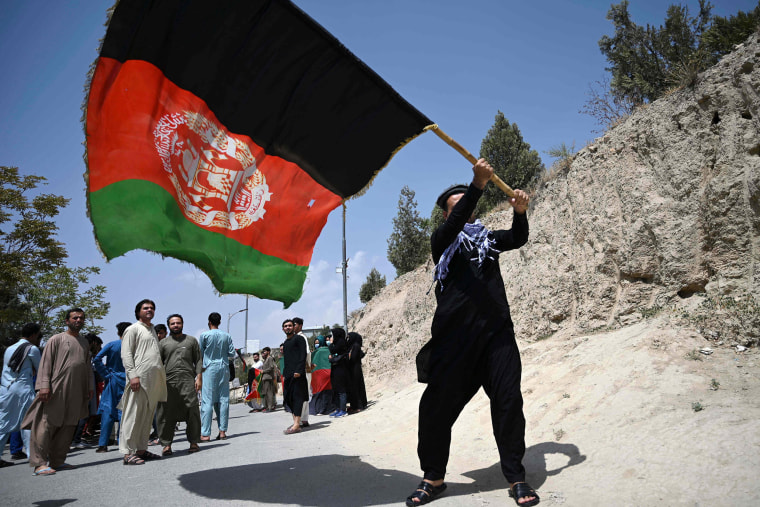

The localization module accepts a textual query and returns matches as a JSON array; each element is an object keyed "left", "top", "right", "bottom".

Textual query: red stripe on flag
[
  {"left": 310, "top": 368, "right": 331, "bottom": 394},
  {"left": 87, "top": 57, "right": 342, "bottom": 266}
]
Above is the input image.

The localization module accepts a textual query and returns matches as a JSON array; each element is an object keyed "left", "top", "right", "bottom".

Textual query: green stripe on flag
[{"left": 89, "top": 179, "right": 306, "bottom": 306}]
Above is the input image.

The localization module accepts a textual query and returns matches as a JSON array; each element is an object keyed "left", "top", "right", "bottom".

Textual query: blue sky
[{"left": 1, "top": 0, "right": 755, "bottom": 349}]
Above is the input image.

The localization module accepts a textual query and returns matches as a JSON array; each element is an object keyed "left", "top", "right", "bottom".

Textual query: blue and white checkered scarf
[{"left": 434, "top": 219, "right": 500, "bottom": 288}]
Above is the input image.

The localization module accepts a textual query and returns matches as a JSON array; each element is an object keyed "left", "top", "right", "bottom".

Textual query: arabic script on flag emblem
[{"left": 153, "top": 111, "right": 272, "bottom": 231}]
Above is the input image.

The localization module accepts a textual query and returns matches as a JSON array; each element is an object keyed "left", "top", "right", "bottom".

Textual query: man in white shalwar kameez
[{"left": 119, "top": 299, "right": 166, "bottom": 465}]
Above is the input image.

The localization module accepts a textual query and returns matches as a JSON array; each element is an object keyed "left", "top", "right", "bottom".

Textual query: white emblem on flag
[{"left": 153, "top": 111, "right": 272, "bottom": 230}]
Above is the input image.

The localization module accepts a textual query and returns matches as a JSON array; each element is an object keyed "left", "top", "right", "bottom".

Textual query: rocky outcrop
[{"left": 353, "top": 34, "right": 760, "bottom": 381}]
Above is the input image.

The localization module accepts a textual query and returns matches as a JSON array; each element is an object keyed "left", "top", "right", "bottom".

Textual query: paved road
[
  {"left": 0, "top": 401, "right": 399, "bottom": 507},
  {"left": 1, "top": 399, "right": 520, "bottom": 507}
]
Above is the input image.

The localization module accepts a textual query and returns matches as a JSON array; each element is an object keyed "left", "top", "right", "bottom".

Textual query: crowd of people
[
  {"left": 0, "top": 301, "right": 369, "bottom": 474},
  {"left": 244, "top": 318, "right": 368, "bottom": 434}
]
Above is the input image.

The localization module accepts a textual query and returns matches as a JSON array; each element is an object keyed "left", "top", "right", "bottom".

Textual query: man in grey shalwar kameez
[
  {"left": 119, "top": 299, "right": 166, "bottom": 465},
  {"left": 157, "top": 314, "right": 202, "bottom": 455}
]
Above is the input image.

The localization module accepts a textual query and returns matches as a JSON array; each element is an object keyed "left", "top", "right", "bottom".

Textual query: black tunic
[
  {"left": 416, "top": 183, "right": 528, "bottom": 383},
  {"left": 347, "top": 333, "right": 367, "bottom": 410},
  {"left": 282, "top": 333, "right": 307, "bottom": 416},
  {"left": 328, "top": 330, "right": 350, "bottom": 393}
]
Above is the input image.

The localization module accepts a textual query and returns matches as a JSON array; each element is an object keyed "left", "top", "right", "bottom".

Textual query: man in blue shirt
[
  {"left": 92, "top": 322, "right": 129, "bottom": 453},
  {"left": 199, "top": 312, "right": 234, "bottom": 441},
  {"left": 0, "top": 323, "right": 42, "bottom": 468}
]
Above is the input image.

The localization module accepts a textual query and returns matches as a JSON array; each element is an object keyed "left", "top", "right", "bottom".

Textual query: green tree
[
  {"left": 0, "top": 166, "right": 68, "bottom": 289},
  {"left": 359, "top": 267, "right": 387, "bottom": 304},
  {"left": 428, "top": 204, "right": 446, "bottom": 233},
  {"left": 1, "top": 166, "right": 109, "bottom": 353},
  {"left": 702, "top": 1, "right": 760, "bottom": 57},
  {"left": 598, "top": 0, "right": 760, "bottom": 109},
  {"left": 24, "top": 266, "right": 110, "bottom": 336},
  {"left": 478, "top": 112, "right": 544, "bottom": 211},
  {"left": 387, "top": 186, "right": 429, "bottom": 277},
  {"left": 599, "top": 1, "right": 713, "bottom": 105}
]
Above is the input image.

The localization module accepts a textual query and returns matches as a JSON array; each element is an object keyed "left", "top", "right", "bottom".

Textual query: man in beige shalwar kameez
[
  {"left": 22, "top": 308, "right": 93, "bottom": 476},
  {"left": 119, "top": 299, "right": 166, "bottom": 465}
]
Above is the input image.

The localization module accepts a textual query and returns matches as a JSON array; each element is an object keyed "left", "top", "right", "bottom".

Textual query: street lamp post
[{"left": 227, "top": 307, "right": 247, "bottom": 333}]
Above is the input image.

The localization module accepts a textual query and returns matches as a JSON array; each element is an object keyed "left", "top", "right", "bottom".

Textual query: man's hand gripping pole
[{"left": 429, "top": 125, "right": 515, "bottom": 198}]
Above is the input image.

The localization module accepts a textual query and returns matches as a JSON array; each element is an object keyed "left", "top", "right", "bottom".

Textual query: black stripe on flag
[{"left": 100, "top": 0, "right": 432, "bottom": 198}]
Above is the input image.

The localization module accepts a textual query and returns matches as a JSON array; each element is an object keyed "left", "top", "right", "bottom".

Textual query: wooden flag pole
[{"left": 429, "top": 125, "right": 515, "bottom": 197}]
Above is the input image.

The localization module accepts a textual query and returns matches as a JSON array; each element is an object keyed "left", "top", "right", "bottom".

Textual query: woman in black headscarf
[
  {"left": 347, "top": 332, "right": 368, "bottom": 412},
  {"left": 327, "top": 327, "right": 350, "bottom": 418}
]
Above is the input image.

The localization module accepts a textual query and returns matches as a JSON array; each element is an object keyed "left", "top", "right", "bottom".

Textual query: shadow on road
[
  {"left": 179, "top": 442, "right": 586, "bottom": 505},
  {"left": 179, "top": 455, "right": 436, "bottom": 506},
  {"left": 462, "top": 441, "right": 587, "bottom": 492},
  {"left": 301, "top": 421, "right": 330, "bottom": 432}
]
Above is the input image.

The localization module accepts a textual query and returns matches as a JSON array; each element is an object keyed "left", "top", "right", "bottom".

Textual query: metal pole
[
  {"left": 244, "top": 295, "right": 249, "bottom": 354},
  {"left": 227, "top": 308, "right": 246, "bottom": 333},
  {"left": 342, "top": 203, "right": 348, "bottom": 332}
]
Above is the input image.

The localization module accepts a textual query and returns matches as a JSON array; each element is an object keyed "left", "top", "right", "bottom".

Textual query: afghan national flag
[
  {"left": 245, "top": 368, "right": 263, "bottom": 402},
  {"left": 85, "top": 0, "right": 433, "bottom": 306},
  {"left": 235, "top": 348, "right": 247, "bottom": 372},
  {"left": 310, "top": 368, "right": 331, "bottom": 394}
]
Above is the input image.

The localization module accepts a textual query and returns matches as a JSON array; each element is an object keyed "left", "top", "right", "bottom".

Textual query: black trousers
[
  {"left": 283, "top": 376, "right": 308, "bottom": 417},
  {"left": 417, "top": 327, "right": 526, "bottom": 483}
]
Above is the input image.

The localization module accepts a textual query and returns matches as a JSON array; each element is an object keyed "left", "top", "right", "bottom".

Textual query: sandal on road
[
  {"left": 162, "top": 447, "right": 173, "bottom": 456},
  {"left": 33, "top": 467, "right": 56, "bottom": 476},
  {"left": 509, "top": 482, "right": 540, "bottom": 506},
  {"left": 123, "top": 455, "right": 145, "bottom": 466},
  {"left": 405, "top": 481, "right": 447, "bottom": 506},
  {"left": 283, "top": 426, "right": 301, "bottom": 435},
  {"left": 188, "top": 444, "right": 200, "bottom": 453}
]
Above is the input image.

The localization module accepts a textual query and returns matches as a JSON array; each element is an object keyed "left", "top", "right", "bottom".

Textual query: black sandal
[
  {"left": 405, "top": 481, "right": 447, "bottom": 506},
  {"left": 123, "top": 454, "right": 145, "bottom": 465},
  {"left": 509, "top": 482, "right": 540, "bottom": 506}
]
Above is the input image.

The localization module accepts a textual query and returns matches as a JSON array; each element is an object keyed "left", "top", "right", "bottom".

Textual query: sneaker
[
  {"left": 11, "top": 452, "right": 27, "bottom": 460},
  {"left": 328, "top": 410, "right": 340, "bottom": 417},
  {"left": 95, "top": 446, "right": 108, "bottom": 453},
  {"left": 71, "top": 442, "right": 86, "bottom": 450},
  {"left": 335, "top": 410, "right": 348, "bottom": 418}
]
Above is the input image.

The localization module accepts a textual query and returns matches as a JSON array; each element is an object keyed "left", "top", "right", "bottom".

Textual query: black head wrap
[
  {"left": 436, "top": 184, "right": 469, "bottom": 210},
  {"left": 347, "top": 331, "right": 363, "bottom": 347},
  {"left": 330, "top": 327, "right": 348, "bottom": 354}
]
